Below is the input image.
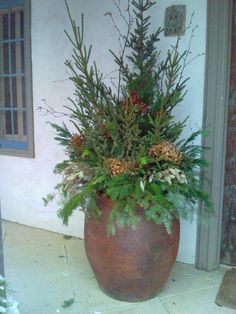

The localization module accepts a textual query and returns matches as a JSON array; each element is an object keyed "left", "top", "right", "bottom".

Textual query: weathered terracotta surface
[{"left": 84, "top": 195, "right": 180, "bottom": 302}]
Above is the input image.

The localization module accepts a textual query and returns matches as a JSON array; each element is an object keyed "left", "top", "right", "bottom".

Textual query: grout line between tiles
[
  {"left": 170, "top": 271, "right": 224, "bottom": 283},
  {"left": 63, "top": 243, "right": 81, "bottom": 312},
  {"left": 159, "top": 297, "right": 172, "bottom": 314},
  {"left": 3, "top": 230, "right": 7, "bottom": 244},
  {"left": 159, "top": 285, "right": 220, "bottom": 301},
  {"left": 3, "top": 240, "right": 69, "bottom": 254}
]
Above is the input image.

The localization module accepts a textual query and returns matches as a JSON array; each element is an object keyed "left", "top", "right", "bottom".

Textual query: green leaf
[
  {"left": 42, "top": 193, "right": 55, "bottom": 206},
  {"left": 107, "top": 182, "right": 134, "bottom": 199},
  {"left": 107, "top": 222, "right": 116, "bottom": 236},
  {"left": 58, "top": 193, "right": 83, "bottom": 225},
  {"left": 106, "top": 175, "right": 135, "bottom": 200},
  {"left": 62, "top": 298, "right": 75, "bottom": 309},
  {"left": 140, "top": 157, "right": 149, "bottom": 165},
  {"left": 82, "top": 148, "right": 93, "bottom": 158}
]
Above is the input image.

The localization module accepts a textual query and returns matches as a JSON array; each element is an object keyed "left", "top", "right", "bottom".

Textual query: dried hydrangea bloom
[
  {"left": 149, "top": 141, "right": 182, "bottom": 164},
  {"left": 108, "top": 158, "right": 131, "bottom": 176}
]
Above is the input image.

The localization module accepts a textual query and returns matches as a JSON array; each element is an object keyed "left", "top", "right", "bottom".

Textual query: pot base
[{"left": 84, "top": 195, "right": 180, "bottom": 302}]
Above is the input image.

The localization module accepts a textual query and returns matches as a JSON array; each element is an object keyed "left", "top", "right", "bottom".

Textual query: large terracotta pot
[{"left": 84, "top": 195, "right": 180, "bottom": 302}]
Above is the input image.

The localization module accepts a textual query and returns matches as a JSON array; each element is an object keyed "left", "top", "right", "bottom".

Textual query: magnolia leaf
[
  {"left": 140, "top": 180, "right": 145, "bottom": 192},
  {"left": 78, "top": 170, "right": 84, "bottom": 178},
  {"left": 148, "top": 174, "right": 154, "bottom": 183}
]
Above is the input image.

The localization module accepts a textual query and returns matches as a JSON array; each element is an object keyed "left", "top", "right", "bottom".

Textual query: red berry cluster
[
  {"left": 102, "top": 123, "right": 112, "bottom": 141},
  {"left": 121, "top": 91, "right": 148, "bottom": 115}
]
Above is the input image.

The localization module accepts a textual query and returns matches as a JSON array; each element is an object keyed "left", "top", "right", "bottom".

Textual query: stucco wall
[{"left": 0, "top": 0, "right": 207, "bottom": 264}]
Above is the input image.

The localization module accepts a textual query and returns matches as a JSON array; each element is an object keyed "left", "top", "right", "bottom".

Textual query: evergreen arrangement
[{"left": 45, "top": 0, "right": 213, "bottom": 234}]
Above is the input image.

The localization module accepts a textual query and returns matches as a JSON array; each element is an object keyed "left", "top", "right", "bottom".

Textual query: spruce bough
[{"left": 45, "top": 0, "right": 213, "bottom": 234}]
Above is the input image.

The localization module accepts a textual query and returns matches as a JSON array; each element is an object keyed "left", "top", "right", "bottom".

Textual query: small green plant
[
  {"left": 0, "top": 276, "right": 19, "bottom": 314},
  {"left": 45, "top": 0, "right": 213, "bottom": 234}
]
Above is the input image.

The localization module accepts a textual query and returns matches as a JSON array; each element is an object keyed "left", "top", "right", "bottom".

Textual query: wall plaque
[{"left": 165, "top": 5, "right": 186, "bottom": 36}]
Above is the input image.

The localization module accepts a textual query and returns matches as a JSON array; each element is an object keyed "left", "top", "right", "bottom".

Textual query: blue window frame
[
  {"left": 0, "top": 0, "right": 34, "bottom": 157},
  {"left": 0, "top": 0, "right": 24, "bottom": 9}
]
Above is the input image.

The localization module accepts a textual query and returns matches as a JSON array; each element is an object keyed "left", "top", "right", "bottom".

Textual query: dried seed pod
[
  {"left": 71, "top": 134, "right": 84, "bottom": 149},
  {"left": 149, "top": 141, "right": 182, "bottom": 164},
  {"left": 108, "top": 158, "right": 131, "bottom": 176}
]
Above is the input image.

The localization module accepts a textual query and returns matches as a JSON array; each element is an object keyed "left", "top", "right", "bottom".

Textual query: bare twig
[
  {"left": 105, "top": 0, "right": 133, "bottom": 100},
  {"left": 38, "top": 99, "right": 70, "bottom": 118}
]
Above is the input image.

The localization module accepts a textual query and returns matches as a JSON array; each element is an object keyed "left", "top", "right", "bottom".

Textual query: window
[{"left": 0, "top": 0, "right": 34, "bottom": 157}]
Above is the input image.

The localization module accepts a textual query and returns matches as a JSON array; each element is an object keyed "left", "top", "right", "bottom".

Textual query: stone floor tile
[
  {"left": 161, "top": 287, "right": 236, "bottom": 314},
  {"left": 3, "top": 220, "right": 65, "bottom": 250},
  {"left": 64, "top": 240, "right": 94, "bottom": 279},
  {"left": 159, "top": 270, "right": 219, "bottom": 298},
  {"left": 172, "top": 262, "right": 227, "bottom": 283},
  {"left": 5, "top": 242, "right": 69, "bottom": 276},
  {"left": 7, "top": 272, "right": 78, "bottom": 314},
  {"left": 99, "top": 298, "right": 169, "bottom": 314}
]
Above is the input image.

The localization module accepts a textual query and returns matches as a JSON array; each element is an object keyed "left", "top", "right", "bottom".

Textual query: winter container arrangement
[{"left": 45, "top": 0, "right": 213, "bottom": 301}]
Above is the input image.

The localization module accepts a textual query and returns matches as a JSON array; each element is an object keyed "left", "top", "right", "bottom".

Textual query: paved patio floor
[{"left": 3, "top": 220, "right": 235, "bottom": 314}]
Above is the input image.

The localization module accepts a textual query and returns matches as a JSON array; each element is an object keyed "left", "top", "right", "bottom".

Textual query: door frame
[{"left": 195, "top": 0, "right": 232, "bottom": 271}]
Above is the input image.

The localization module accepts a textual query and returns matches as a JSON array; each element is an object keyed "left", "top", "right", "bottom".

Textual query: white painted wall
[{"left": 0, "top": 0, "right": 207, "bottom": 264}]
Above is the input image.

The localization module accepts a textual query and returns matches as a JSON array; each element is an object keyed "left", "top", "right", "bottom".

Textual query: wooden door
[{"left": 221, "top": 0, "right": 236, "bottom": 266}]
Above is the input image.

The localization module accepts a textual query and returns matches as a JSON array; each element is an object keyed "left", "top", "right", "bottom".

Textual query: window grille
[{"left": 0, "top": 0, "right": 34, "bottom": 156}]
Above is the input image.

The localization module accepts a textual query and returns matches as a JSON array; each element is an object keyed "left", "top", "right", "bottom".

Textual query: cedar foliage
[{"left": 44, "top": 0, "right": 213, "bottom": 234}]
